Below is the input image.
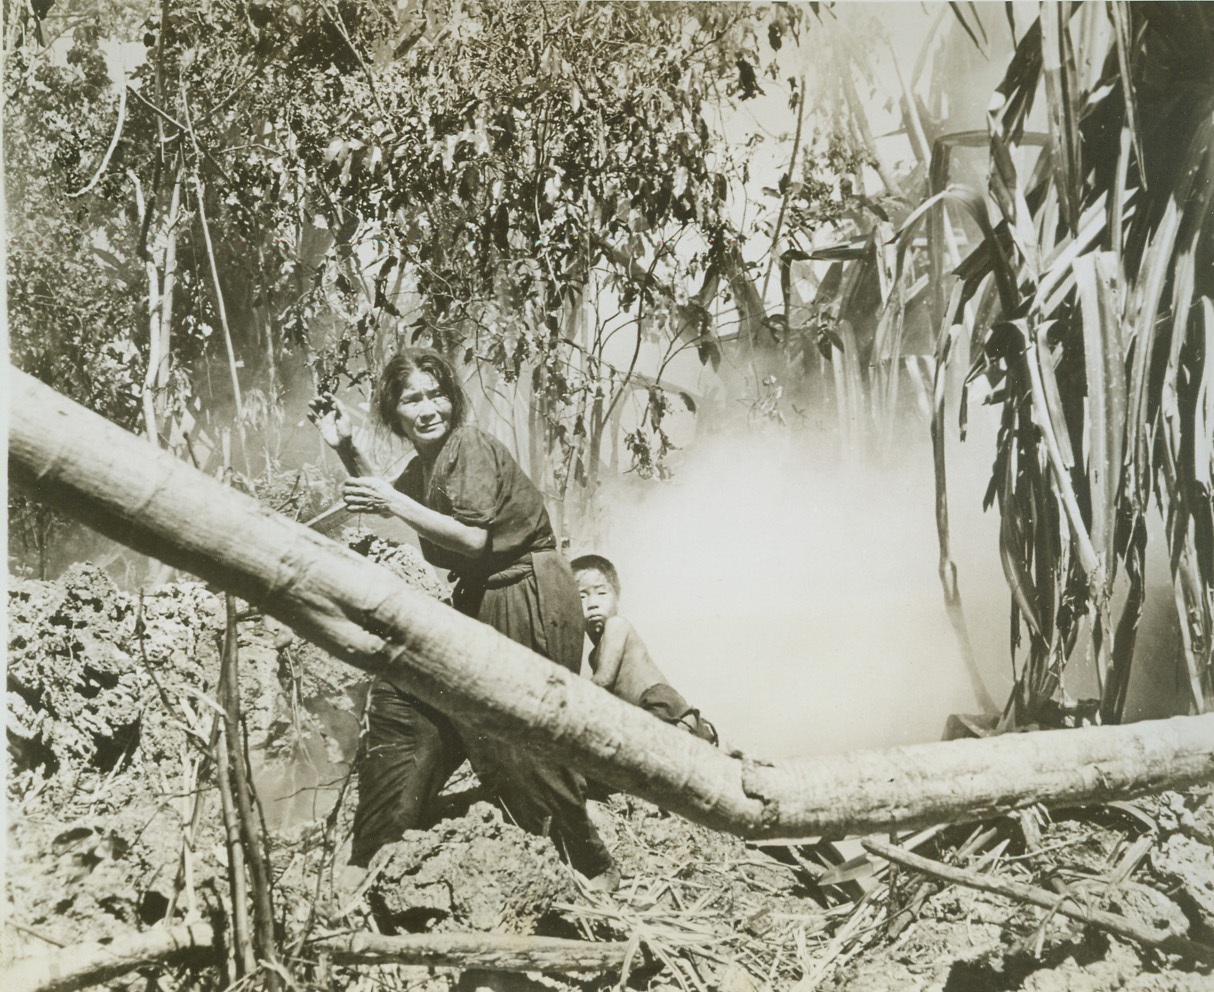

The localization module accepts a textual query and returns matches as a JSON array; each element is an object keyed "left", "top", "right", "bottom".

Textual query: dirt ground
[{"left": 6, "top": 555, "right": 1214, "bottom": 991}]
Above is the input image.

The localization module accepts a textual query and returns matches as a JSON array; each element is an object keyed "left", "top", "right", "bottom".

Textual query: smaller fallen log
[
  {"left": 313, "top": 931, "right": 630, "bottom": 973},
  {"left": 863, "top": 838, "right": 1214, "bottom": 965},
  {"left": 2, "top": 927, "right": 632, "bottom": 992},
  {"left": 2, "top": 922, "right": 215, "bottom": 992},
  {"left": 7, "top": 922, "right": 636, "bottom": 990}
]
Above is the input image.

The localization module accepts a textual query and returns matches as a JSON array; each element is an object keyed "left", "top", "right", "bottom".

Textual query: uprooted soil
[{"left": 6, "top": 552, "right": 1214, "bottom": 991}]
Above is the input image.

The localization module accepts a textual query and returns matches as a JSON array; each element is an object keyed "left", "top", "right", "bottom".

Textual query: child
[{"left": 571, "top": 555, "right": 717, "bottom": 745}]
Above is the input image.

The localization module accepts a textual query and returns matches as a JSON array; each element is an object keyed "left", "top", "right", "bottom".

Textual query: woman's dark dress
[{"left": 350, "top": 426, "right": 611, "bottom": 877}]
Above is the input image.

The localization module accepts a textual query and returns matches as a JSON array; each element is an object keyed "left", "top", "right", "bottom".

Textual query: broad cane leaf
[
  {"left": 1108, "top": 1, "right": 1146, "bottom": 193},
  {"left": 1040, "top": 2, "right": 1083, "bottom": 232},
  {"left": 1103, "top": 516, "right": 1147, "bottom": 723},
  {"left": 1198, "top": 297, "right": 1214, "bottom": 493},
  {"left": 987, "top": 125, "right": 1043, "bottom": 281},
  {"left": 991, "top": 18, "right": 1043, "bottom": 147},
  {"left": 1035, "top": 193, "right": 1108, "bottom": 315},
  {"left": 1074, "top": 251, "right": 1128, "bottom": 577},
  {"left": 1125, "top": 199, "right": 1180, "bottom": 502},
  {"left": 1031, "top": 319, "right": 1076, "bottom": 470},
  {"left": 897, "top": 185, "right": 1019, "bottom": 314},
  {"left": 1017, "top": 317, "right": 1102, "bottom": 578},
  {"left": 932, "top": 281, "right": 999, "bottom": 712},
  {"left": 999, "top": 465, "right": 1045, "bottom": 640},
  {"left": 948, "top": 1, "right": 990, "bottom": 54}
]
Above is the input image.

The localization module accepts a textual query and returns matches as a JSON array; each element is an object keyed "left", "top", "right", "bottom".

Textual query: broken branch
[
  {"left": 313, "top": 931, "right": 630, "bottom": 973},
  {"left": 862, "top": 837, "right": 1214, "bottom": 964},
  {"left": 2, "top": 922, "right": 215, "bottom": 992}
]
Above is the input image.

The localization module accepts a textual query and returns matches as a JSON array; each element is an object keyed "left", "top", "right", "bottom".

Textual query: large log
[{"left": 8, "top": 367, "right": 1214, "bottom": 839}]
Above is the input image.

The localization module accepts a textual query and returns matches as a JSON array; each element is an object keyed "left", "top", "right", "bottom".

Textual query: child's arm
[{"left": 589, "top": 616, "right": 630, "bottom": 689}]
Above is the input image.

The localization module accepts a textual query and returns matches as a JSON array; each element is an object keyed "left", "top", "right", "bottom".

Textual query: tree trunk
[
  {"left": 9, "top": 367, "right": 1214, "bottom": 841},
  {"left": 2, "top": 922, "right": 214, "bottom": 992}
]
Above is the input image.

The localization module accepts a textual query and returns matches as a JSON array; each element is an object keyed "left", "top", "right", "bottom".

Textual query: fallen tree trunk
[
  {"left": 2, "top": 922, "right": 215, "bottom": 992},
  {"left": 9, "top": 367, "right": 1214, "bottom": 839}
]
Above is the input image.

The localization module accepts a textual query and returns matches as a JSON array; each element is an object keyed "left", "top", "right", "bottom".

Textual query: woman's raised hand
[
  {"left": 307, "top": 392, "right": 354, "bottom": 449},
  {"left": 342, "top": 476, "right": 399, "bottom": 516}
]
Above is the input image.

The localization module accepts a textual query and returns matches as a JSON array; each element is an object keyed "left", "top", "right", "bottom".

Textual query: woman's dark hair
[{"left": 375, "top": 348, "right": 468, "bottom": 438}]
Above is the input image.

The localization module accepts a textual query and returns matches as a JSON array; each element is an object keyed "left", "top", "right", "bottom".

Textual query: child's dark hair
[
  {"left": 375, "top": 348, "right": 468, "bottom": 438},
  {"left": 571, "top": 554, "right": 621, "bottom": 595}
]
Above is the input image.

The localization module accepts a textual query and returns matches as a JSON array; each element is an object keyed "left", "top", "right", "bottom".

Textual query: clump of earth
[{"left": 366, "top": 802, "right": 577, "bottom": 935}]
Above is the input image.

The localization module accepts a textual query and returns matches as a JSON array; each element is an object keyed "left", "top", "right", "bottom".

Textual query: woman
[{"left": 308, "top": 348, "right": 615, "bottom": 887}]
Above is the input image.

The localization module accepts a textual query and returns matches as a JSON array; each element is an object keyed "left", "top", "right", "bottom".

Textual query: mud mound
[
  {"left": 4, "top": 536, "right": 446, "bottom": 957},
  {"left": 7, "top": 564, "right": 223, "bottom": 788},
  {"left": 368, "top": 803, "right": 576, "bottom": 935},
  {"left": 6, "top": 565, "right": 230, "bottom": 949},
  {"left": 341, "top": 526, "right": 450, "bottom": 600}
]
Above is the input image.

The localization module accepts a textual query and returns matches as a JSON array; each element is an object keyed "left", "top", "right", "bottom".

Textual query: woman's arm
[
  {"left": 307, "top": 394, "right": 375, "bottom": 476},
  {"left": 333, "top": 438, "right": 375, "bottom": 478},
  {"left": 342, "top": 477, "right": 489, "bottom": 558}
]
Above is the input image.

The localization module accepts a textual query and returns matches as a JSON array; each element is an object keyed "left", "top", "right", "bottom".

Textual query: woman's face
[{"left": 395, "top": 370, "right": 454, "bottom": 453}]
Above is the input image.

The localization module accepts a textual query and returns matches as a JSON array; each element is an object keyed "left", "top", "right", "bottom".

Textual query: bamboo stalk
[
  {"left": 192, "top": 173, "right": 243, "bottom": 423},
  {"left": 67, "top": 83, "right": 127, "bottom": 198},
  {"left": 863, "top": 837, "right": 1214, "bottom": 963}
]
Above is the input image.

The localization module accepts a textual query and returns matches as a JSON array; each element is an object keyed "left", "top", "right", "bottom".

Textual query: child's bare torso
[{"left": 590, "top": 616, "right": 669, "bottom": 707}]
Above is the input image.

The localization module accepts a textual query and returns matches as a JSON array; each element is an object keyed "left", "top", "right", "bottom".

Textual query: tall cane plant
[{"left": 908, "top": 2, "right": 1214, "bottom": 728}]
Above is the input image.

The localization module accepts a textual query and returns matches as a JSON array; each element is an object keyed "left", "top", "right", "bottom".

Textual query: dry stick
[
  {"left": 759, "top": 73, "right": 807, "bottom": 307},
  {"left": 191, "top": 171, "right": 243, "bottom": 423},
  {"left": 67, "top": 82, "right": 127, "bottom": 198},
  {"left": 220, "top": 594, "right": 282, "bottom": 988},
  {"left": 1, "top": 922, "right": 215, "bottom": 992},
  {"left": 314, "top": 932, "right": 629, "bottom": 974},
  {"left": 862, "top": 838, "right": 1214, "bottom": 964},
  {"left": 165, "top": 718, "right": 222, "bottom": 923},
  {"left": 215, "top": 699, "right": 257, "bottom": 978},
  {"left": 180, "top": 83, "right": 245, "bottom": 475}
]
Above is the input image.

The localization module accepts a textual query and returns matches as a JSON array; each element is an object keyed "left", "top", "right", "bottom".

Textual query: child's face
[{"left": 575, "top": 569, "right": 619, "bottom": 636}]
